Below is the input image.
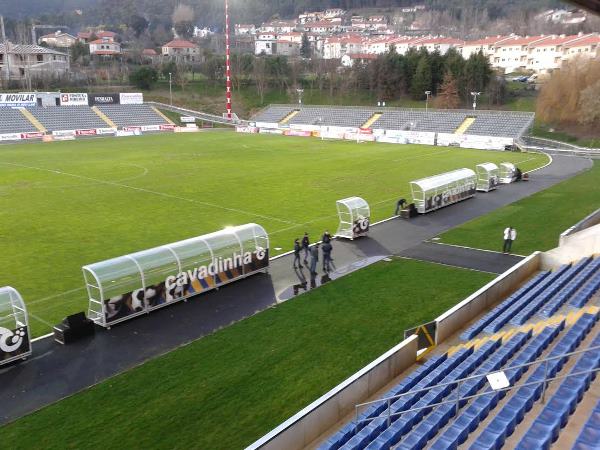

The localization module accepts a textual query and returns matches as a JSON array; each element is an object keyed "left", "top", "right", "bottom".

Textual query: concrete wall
[
  {"left": 559, "top": 208, "right": 600, "bottom": 246},
  {"left": 246, "top": 334, "right": 418, "bottom": 450},
  {"left": 543, "top": 223, "right": 600, "bottom": 270},
  {"left": 435, "top": 252, "right": 541, "bottom": 343}
]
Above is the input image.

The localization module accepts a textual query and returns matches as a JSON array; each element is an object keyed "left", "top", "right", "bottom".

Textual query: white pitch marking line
[
  {"left": 26, "top": 287, "right": 86, "bottom": 307},
  {"left": 427, "top": 241, "right": 527, "bottom": 258},
  {"left": 392, "top": 149, "right": 452, "bottom": 163},
  {"left": 0, "top": 161, "right": 297, "bottom": 225}
]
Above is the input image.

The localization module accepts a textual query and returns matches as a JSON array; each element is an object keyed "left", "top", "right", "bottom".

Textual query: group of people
[{"left": 293, "top": 231, "right": 334, "bottom": 274}]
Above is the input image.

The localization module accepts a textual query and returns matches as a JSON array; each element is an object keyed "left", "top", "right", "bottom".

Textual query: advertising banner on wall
[
  {"left": 75, "top": 129, "right": 98, "bottom": 136},
  {"left": 119, "top": 93, "right": 144, "bottom": 105},
  {"left": 101, "top": 249, "right": 269, "bottom": 325},
  {"left": 423, "top": 184, "right": 476, "bottom": 213},
  {"left": 88, "top": 94, "right": 120, "bottom": 106},
  {"left": 0, "top": 93, "right": 36, "bottom": 107},
  {"left": 0, "top": 326, "right": 30, "bottom": 364},
  {"left": 160, "top": 124, "right": 176, "bottom": 131},
  {"left": 60, "top": 93, "right": 89, "bottom": 106},
  {"left": 96, "top": 128, "right": 118, "bottom": 135},
  {"left": 0, "top": 133, "right": 22, "bottom": 141},
  {"left": 21, "top": 132, "right": 45, "bottom": 140}
]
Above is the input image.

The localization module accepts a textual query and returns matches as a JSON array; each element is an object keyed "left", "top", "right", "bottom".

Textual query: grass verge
[{"left": 438, "top": 162, "right": 600, "bottom": 254}]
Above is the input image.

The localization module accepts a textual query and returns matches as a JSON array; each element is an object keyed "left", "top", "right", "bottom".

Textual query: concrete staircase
[
  {"left": 362, "top": 112, "right": 383, "bottom": 129},
  {"left": 19, "top": 108, "right": 46, "bottom": 132},
  {"left": 151, "top": 106, "right": 175, "bottom": 125},
  {"left": 91, "top": 106, "right": 117, "bottom": 128},
  {"left": 454, "top": 117, "right": 476, "bottom": 135},
  {"left": 279, "top": 109, "right": 299, "bottom": 125}
]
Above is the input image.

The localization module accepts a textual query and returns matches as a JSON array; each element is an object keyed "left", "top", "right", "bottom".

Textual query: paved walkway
[
  {"left": 399, "top": 242, "right": 524, "bottom": 274},
  {"left": 0, "top": 154, "right": 591, "bottom": 425}
]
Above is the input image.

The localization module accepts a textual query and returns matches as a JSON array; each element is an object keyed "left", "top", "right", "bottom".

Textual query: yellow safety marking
[
  {"left": 91, "top": 106, "right": 117, "bottom": 128},
  {"left": 454, "top": 117, "right": 476, "bottom": 135},
  {"left": 19, "top": 108, "right": 46, "bottom": 132},
  {"left": 279, "top": 109, "right": 299, "bottom": 124},
  {"left": 361, "top": 112, "right": 383, "bottom": 129},
  {"left": 151, "top": 106, "right": 175, "bottom": 125}
]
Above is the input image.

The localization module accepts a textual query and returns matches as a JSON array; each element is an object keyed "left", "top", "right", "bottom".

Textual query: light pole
[
  {"left": 169, "top": 72, "right": 173, "bottom": 105},
  {"left": 425, "top": 90, "right": 431, "bottom": 113},
  {"left": 297, "top": 88, "right": 304, "bottom": 105},
  {"left": 471, "top": 91, "right": 481, "bottom": 111}
]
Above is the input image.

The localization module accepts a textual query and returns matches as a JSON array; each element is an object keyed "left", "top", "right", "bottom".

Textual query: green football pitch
[{"left": 0, "top": 132, "right": 548, "bottom": 336}]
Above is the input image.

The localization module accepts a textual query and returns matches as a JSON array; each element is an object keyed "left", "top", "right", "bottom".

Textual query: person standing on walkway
[
  {"left": 310, "top": 244, "right": 319, "bottom": 275},
  {"left": 503, "top": 226, "right": 517, "bottom": 254},
  {"left": 322, "top": 241, "right": 333, "bottom": 272},
  {"left": 293, "top": 238, "right": 302, "bottom": 269},
  {"left": 302, "top": 232, "right": 310, "bottom": 264},
  {"left": 322, "top": 230, "right": 332, "bottom": 244}
]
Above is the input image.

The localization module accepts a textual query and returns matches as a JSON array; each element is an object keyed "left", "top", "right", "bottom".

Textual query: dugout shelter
[
  {"left": 335, "top": 196, "right": 371, "bottom": 240},
  {"left": 476, "top": 163, "right": 500, "bottom": 192},
  {"left": 0, "top": 287, "right": 32, "bottom": 366},
  {"left": 410, "top": 168, "right": 477, "bottom": 214},
  {"left": 83, "top": 224, "right": 269, "bottom": 328},
  {"left": 499, "top": 163, "right": 518, "bottom": 184}
]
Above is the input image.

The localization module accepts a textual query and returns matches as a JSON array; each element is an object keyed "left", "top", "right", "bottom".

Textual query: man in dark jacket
[
  {"left": 322, "top": 241, "right": 333, "bottom": 272},
  {"left": 302, "top": 232, "right": 310, "bottom": 264},
  {"left": 322, "top": 230, "right": 332, "bottom": 243},
  {"left": 293, "top": 238, "right": 302, "bottom": 269},
  {"left": 309, "top": 244, "right": 319, "bottom": 275}
]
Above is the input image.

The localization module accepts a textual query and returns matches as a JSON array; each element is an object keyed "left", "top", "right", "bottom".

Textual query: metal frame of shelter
[
  {"left": 499, "top": 162, "right": 517, "bottom": 184},
  {"left": 335, "top": 196, "right": 371, "bottom": 240},
  {"left": 0, "top": 286, "right": 32, "bottom": 366},
  {"left": 410, "top": 168, "right": 477, "bottom": 214},
  {"left": 476, "top": 162, "right": 500, "bottom": 192},
  {"left": 83, "top": 223, "right": 270, "bottom": 328}
]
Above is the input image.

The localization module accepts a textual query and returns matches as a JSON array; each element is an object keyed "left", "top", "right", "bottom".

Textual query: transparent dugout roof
[
  {"left": 410, "top": 168, "right": 476, "bottom": 193},
  {"left": 0, "top": 286, "right": 28, "bottom": 329},
  {"left": 476, "top": 162, "right": 499, "bottom": 173},
  {"left": 83, "top": 223, "right": 269, "bottom": 301}
]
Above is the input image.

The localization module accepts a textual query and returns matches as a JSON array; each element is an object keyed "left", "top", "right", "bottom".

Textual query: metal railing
[
  {"left": 146, "top": 102, "right": 248, "bottom": 126},
  {"left": 353, "top": 343, "right": 600, "bottom": 431}
]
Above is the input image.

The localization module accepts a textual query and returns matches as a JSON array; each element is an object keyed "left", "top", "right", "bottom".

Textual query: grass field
[
  {"left": 0, "top": 258, "right": 494, "bottom": 450},
  {"left": 438, "top": 162, "right": 600, "bottom": 254},
  {"left": 0, "top": 133, "right": 547, "bottom": 336}
]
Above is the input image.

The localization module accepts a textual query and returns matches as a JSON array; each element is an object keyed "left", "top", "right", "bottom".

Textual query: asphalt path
[{"left": 0, "top": 154, "right": 591, "bottom": 425}]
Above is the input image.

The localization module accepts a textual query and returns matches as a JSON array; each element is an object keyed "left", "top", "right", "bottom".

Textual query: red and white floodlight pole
[{"left": 225, "top": 0, "right": 232, "bottom": 120}]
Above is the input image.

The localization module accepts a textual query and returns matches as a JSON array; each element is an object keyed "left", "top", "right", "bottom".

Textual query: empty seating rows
[
  {"left": 27, "top": 106, "right": 108, "bottom": 132},
  {"left": 509, "top": 258, "right": 593, "bottom": 326},
  {"left": 517, "top": 331, "right": 600, "bottom": 449},
  {"left": 97, "top": 104, "right": 168, "bottom": 128},
  {"left": 572, "top": 399, "right": 600, "bottom": 449},
  {"left": 0, "top": 108, "right": 38, "bottom": 134},
  {"left": 460, "top": 271, "right": 550, "bottom": 341},
  {"left": 252, "top": 105, "right": 535, "bottom": 138},
  {"left": 471, "top": 312, "right": 598, "bottom": 449}
]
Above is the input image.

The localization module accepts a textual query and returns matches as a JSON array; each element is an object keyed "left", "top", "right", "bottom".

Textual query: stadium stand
[
  {"left": 96, "top": 104, "right": 171, "bottom": 128},
  {"left": 0, "top": 108, "right": 38, "bottom": 134},
  {"left": 316, "top": 255, "right": 600, "bottom": 450},
  {"left": 26, "top": 106, "right": 109, "bottom": 132},
  {"left": 252, "top": 105, "right": 535, "bottom": 139}
]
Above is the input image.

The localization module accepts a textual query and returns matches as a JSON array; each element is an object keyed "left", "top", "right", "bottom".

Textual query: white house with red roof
[
  {"left": 416, "top": 37, "right": 464, "bottom": 55},
  {"left": 341, "top": 53, "right": 378, "bottom": 67},
  {"left": 323, "top": 34, "right": 365, "bottom": 59},
  {"left": 38, "top": 31, "right": 78, "bottom": 48},
  {"left": 304, "top": 19, "right": 342, "bottom": 34},
  {"left": 525, "top": 34, "right": 588, "bottom": 72},
  {"left": 562, "top": 33, "right": 600, "bottom": 62},
  {"left": 461, "top": 36, "right": 513, "bottom": 59},
  {"left": 89, "top": 37, "right": 121, "bottom": 57},
  {"left": 162, "top": 39, "right": 201, "bottom": 61},
  {"left": 490, "top": 35, "right": 551, "bottom": 73}
]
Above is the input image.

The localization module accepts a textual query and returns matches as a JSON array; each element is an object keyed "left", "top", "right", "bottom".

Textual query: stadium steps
[
  {"left": 151, "top": 106, "right": 175, "bottom": 125},
  {"left": 19, "top": 108, "right": 46, "bottom": 132},
  {"left": 279, "top": 109, "right": 300, "bottom": 124},
  {"left": 362, "top": 113, "right": 383, "bottom": 129},
  {"left": 454, "top": 117, "right": 476, "bottom": 135},
  {"left": 448, "top": 306, "right": 600, "bottom": 357},
  {"left": 92, "top": 106, "right": 117, "bottom": 128}
]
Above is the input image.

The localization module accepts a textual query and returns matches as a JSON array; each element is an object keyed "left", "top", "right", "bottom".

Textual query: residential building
[
  {"left": 0, "top": 42, "right": 70, "bottom": 80},
  {"left": 491, "top": 35, "right": 550, "bottom": 73},
  {"left": 304, "top": 19, "right": 342, "bottom": 34},
  {"left": 89, "top": 38, "right": 122, "bottom": 57},
  {"left": 276, "top": 41, "right": 301, "bottom": 57},
  {"left": 323, "top": 35, "right": 365, "bottom": 59},
  {"left": 162, "top": 39, "right": 201, "bottom": 62},
  {"left": 526, "top": 34, "right": 585, "bottom": 73},
  {"left": 260, "top": 20, "right": 296, "bottom": 34},
  {"left": 255, "top": 34, "right": 277, "bottom": 55},
  {"left": 38, "top": 31, "right": 78, "bottom": 48},
  {"left": 562, "top": 34, "right": 600, "bottom": 62},
  {"left": 235, "top": 24, "right": 256, "bottom": 35},
  {"left": 416, "top": 37, "right": 464, "bottom": 55},
  {"left": 461, "top": 36, "right": 512, "bottom": 59}
]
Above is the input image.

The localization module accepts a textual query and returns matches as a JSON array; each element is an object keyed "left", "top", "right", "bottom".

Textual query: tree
[
  {"left": 410, "top": 55, "right": 432, "bottom": 100},
  {"left": 128, "top": 15, "right": 149, "bottom": 37},
  {"left": 487, "top": 74, "right": 507, "bottom": 106},
  {"left": 578, "top": 80, "right": 600, "bottom": 126},
  {"left": 130, "top": 66, "right": 158, "bottom": 90},
  {"left": 300, "top": 33, "right": 311, "bottom": 58},
  {"left": 253, "top": 57, "right": 268, "bottom": 104},
  {"left": 70, "top": 41, "right": 89, "bottom": 63},
  {"left": 434, "top": 72, "right": 460, "bottom": 109},
  {"left": 463, "top": 51, "right": 492, "bottom": 100}
]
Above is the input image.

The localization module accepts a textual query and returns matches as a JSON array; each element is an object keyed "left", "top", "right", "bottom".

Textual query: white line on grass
[
  {"left": 426, "top": 241, "right": 527, "bottom": 258},
  {"left": 392, "top": 149, "right": 451, "bottom": 163},
  {"left": 26, "top": 287, "right": 86, "bottom": 307},
  {"left": 0, "top": 161, "right": 297, "bottom": 225}
]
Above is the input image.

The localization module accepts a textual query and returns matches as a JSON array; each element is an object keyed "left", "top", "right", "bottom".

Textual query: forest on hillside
[{"left": 1, "top": 0, "right": 561, "bottom": 30}]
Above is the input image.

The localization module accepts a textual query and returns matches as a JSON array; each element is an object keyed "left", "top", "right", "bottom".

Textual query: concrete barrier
[
  {"left": 559, "top": 208, "right": 600, "bottom": 246},
  {"left": 435, "top": 252, "right": 541, "bottom": 343},
  {"left": 246, "top": 334, "right": 418, "bottom": 450},
  {"left": 543, "top": 223, "right": 600, "bottom": 270}
]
